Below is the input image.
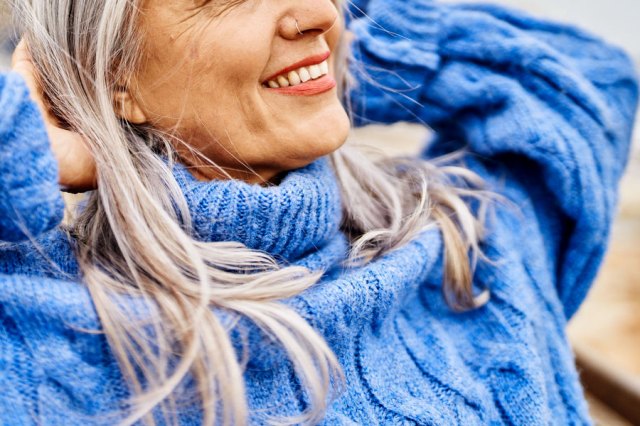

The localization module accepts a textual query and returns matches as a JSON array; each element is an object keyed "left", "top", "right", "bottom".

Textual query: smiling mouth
[
  {"left": 263, "top": 60, "right": 330, "bottom": 89},
  {"left": 262, "top": 51, "right": 333, "bottom": 90}
]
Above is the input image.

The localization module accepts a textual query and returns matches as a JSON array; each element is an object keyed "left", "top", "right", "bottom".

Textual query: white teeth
[
  {"left": 287, "top": 70, "right": 301, "bottom": 86},
  {"left": 308, "top": 64, "right": 321, "bottom": 79},
  {"left": 277, "top": 75, "right": 290, "bottom": 87},
  {"left": 298, "top": 67, "right": 311, "bottom": 83},
  {"left": 265, "top": 59, "right": 330, "bottom": 89}
]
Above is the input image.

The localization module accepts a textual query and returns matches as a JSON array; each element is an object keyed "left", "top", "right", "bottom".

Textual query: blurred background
[
  {"left": 1, "top": 1, "right": 638, "bottom": 424},
  {"left": 0, "top": 2, "right": 9, "bottom": 69}
]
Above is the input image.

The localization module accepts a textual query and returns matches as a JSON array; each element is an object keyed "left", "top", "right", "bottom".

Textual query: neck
[{"left": 178, "top": 154, "right": 283, "bottom": 186}]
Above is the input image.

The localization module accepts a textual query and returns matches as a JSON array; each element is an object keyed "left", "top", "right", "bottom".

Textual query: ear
[{"left": 114, "top": 86, "right": 147, "bottom": 124}]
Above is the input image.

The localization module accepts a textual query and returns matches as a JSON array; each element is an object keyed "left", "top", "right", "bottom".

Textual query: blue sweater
[{"left": 1, "top": 1, "right": 638, "bottom": 424}]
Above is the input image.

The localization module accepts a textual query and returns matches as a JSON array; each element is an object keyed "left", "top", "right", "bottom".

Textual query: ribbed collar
[{"left": 173, "top": 157, "right": 345, "bottom": 266}]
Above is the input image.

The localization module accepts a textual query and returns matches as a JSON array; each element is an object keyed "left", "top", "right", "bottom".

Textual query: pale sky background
[{"left": 447, "top": 0, "right": 640, "bottom": 66}]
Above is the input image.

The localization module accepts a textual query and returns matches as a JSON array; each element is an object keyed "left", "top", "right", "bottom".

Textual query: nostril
[{"left": 280, "top": 14, "right": 335, "bottom": 41}]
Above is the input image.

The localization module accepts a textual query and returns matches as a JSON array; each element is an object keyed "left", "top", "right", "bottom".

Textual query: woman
[{"left": 0, "top": 0, "right": 637, "bottom": 424}]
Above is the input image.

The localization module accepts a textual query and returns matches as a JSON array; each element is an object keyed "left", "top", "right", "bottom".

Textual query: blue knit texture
[{"left": 1, "top": 1, "right": 638, "bottom": 424}]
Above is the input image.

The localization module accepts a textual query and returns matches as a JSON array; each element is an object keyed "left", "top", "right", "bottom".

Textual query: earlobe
[{"left": 114, "top": 89, "right": 147, "bottom": 124}]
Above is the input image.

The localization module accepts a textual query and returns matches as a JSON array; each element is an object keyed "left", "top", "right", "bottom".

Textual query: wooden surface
[
  {"left": 585, "top": 393, "right": 632, "bottom": 426},
  {"left": 576, "top": 342, "right": 640, "bottom": 425}
]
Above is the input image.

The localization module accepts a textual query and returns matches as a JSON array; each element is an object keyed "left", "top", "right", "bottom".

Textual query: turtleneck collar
[{"left": 173, "top": 157, "right": 345, "bottom": 266}]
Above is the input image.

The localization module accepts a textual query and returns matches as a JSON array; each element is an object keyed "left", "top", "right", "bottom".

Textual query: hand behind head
[{"left": 12, "top": 40, "right": 97, "bottom": 192}]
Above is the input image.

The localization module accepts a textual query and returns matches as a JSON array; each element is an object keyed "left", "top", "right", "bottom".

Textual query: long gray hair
[{"left": 12, "top": 0, "right": 487, "bottom": 424}]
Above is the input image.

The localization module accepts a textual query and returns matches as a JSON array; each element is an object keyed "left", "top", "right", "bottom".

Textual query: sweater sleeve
[
  {"left": 347, "top": 1, "right": 639, "bottom": 318},
  {"left": 0, "top": 72, "right": 64, "bottom": 243}
]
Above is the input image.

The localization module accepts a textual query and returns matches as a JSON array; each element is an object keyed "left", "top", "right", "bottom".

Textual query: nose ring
[{"left": 295, "top": 19, "right": 304, "bottom": 36}]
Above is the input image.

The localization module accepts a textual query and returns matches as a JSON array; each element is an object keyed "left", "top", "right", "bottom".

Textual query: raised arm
[
  {"left": 0, "top": 72, "right": 63, "bottom": 242},
  {"left": 347, "top": 0, "right": 639, "bottom": 317}
]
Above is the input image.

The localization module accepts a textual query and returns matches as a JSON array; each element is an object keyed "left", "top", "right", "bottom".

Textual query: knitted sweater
[{"left": 1, "top": 1, "right": 638, "bottom": 424}]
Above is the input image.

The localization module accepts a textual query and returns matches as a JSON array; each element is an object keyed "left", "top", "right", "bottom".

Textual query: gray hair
[{"left": 12, "top": 0, "right": 487, "bottom": 424}]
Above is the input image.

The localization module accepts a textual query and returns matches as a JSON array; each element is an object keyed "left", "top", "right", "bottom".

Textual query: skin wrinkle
[{"left": 127, "top": 0, "right": 350, "bottom": 184}]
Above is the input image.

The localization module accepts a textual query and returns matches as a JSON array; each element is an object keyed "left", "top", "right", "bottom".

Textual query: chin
[{"left": 289, "top": 113, "right": 350, "bottom": 167}]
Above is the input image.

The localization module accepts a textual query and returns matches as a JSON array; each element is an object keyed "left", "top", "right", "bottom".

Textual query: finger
[
  {"left": 11, "top": 40, "right": 38, "bottom": 90},
  {"left": 12, "top": 41, "right": 97, "bottom": 191},
  {"left": 11, "top": 40, "right": 56, "bottom": 123},
  {"left": 10, "top": 39, "right": 29, "bottom": 68}
]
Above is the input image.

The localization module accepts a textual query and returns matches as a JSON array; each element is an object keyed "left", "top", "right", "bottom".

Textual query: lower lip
[{"left": 265, "top": 75, "right": 337, "bottom": 96}]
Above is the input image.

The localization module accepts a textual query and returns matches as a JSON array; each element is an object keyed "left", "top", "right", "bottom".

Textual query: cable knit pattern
[{"left": 1, "top": 1, "right": 638, "bottom": 425}]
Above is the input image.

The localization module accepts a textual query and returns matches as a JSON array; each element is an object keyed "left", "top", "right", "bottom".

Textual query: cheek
[
  {"left": 138, "top": 33, "right": 269, "bottom": 133},
  {"left": 180, "top": 27, "right": 271, "bottom": 114},
  {"left": 197, "top": 39, "right": 263, "bottom": 83},
  {"left": 326, "top": 12, "right": 344, "bottom": 50}
]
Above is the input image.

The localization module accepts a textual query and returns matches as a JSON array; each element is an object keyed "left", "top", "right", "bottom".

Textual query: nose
[{"left": 279, "top": 0, "right": 339, "bottom": 40}]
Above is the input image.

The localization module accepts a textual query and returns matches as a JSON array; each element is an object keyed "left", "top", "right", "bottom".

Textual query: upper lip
[{"left": 263, "top": 51, "right": 331, "bottom": 83}]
